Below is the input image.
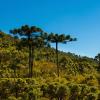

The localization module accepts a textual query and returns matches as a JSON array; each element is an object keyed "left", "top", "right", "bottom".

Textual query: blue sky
[{"left": 0, "top": 0, "right": 100, "bottom": 58}]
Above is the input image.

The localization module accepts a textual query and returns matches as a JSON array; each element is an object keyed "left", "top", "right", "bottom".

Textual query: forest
[{"left": 0, "top": 25, "right": 100, "bottom": 100}]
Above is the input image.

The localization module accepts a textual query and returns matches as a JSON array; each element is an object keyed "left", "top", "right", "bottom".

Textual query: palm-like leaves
[
  {"left": 48, "top": 33, "right": 76, "bottom": 43},
  {"left": 10, "top": 25, "right": 43, "bottom": 36}
]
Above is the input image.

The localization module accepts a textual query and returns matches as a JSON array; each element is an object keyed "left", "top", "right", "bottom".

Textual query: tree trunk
[
  {"left": 30, "top": 46, "right": 34, "bottom": 78},
  {"left": 56, "top": 42, "right": 59, "bottom": 77},
  {"left": 28, "top": 35, "right": 32, "bottom": 78},
  {"left": 99, "top": 57, "right": 100, "bottom": 71}
]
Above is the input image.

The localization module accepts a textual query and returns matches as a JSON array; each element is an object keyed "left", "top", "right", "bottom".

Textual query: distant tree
[
  {"left": 95, "top": 53, "right": 100, "bottom": 71},
  {"left": 48, "top": 33, "right": 76, "bottom": 77},
  {"left": 0, "top": 31, "right": 4, "bottom": 38},
  {"left": 10, "top": 25, "right": 43, "bottom": 77}
]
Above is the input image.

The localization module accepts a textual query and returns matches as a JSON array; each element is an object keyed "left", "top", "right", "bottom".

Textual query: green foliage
[
  {"left": 8, "top": 96, "right": 17, "bottom": 100},
  {"left": 0, "top": 32, "right": 100, "bottom": 100}
]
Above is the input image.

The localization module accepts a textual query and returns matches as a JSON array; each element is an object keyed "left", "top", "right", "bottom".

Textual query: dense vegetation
[{"left": 0, "top": 26, "right": 100, "bottom": 100}]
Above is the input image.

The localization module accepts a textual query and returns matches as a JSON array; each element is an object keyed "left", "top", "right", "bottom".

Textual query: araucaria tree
[
  {"left": 10, "top": 25, "right": 43, "bottom": 78},
  {"left": 95, "top": 53, "right": 100, "bottom": 71},
  {"left": 48, "top": 33, "right": 76, "bottom": 77}
]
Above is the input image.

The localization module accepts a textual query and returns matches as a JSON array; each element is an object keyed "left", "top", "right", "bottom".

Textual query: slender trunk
[
  {"left": 46, "top": 49, "right": 49, "bottom": 62},
  {"left": 56, "top": 42, "right": 59, "bottom": 77},
  {"left": 28, "top": 35, "right": 32, "bottom": 78},
  {"left": 30, "top": 46, "right": 34, "bottom": 77},
  {"left": 29, "top": 45, "right": 31, "bottom": 78},
  {"left": 99, "top": 58, "right": 100, "bottom": 71}
]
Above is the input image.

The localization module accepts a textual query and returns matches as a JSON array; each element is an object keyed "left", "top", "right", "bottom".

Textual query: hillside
[{"left": 0, "top": 31, "right": 100, "bottom": 100}]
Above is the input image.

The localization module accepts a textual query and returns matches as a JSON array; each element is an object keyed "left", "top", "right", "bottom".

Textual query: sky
[{"left": 0, "top": 0, "right": 100, "bottom": 58}]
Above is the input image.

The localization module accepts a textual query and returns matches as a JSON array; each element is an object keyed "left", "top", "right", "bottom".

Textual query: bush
[
  {"left": 87, "top": 93, "right": 98, "bottom": 100},
  {"left": 8, "top": 96, "right": 17, "bottom": 100}
]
